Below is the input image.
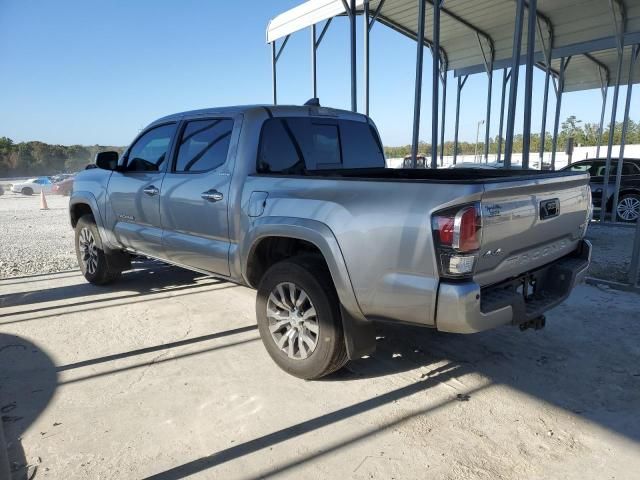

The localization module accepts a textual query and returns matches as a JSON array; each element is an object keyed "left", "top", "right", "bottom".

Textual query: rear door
[
  {"left": 160, "top": 117, "right": 237, "bottom": 276},
  {"left": 106, "top": 123, "right": 176, "bottom": 257},
  {"left": 475, "top": 173, "right": 591, "bottom": 286}
]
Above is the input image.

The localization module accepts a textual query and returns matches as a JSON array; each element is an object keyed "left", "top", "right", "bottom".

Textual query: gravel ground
[
  {"left": 0, "top": 193, "right": 76, "bottom": 278},
  {"left": 0, "top": 191, "right": 638, "bottom": 284},
  {"left": 1, "top": 267, "right": 639, "bottom": 479},
  {"left": 585, "top": 223, "right": 638, "bottom": 283}
]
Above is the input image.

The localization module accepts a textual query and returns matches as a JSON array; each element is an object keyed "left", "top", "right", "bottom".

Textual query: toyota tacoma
[{"left": 69, "top": 103, "right": 592, "bottom": 379}]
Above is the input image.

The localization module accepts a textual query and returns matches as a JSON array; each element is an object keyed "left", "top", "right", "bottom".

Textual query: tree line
[
  {"left": 383, "top": 118, "right": 640, "bottom": 158},
  {"left": 1, "top": 117, "right": 639, "bottom": 177},
  {"left": 0, "top": 137, "right": 125, "bottom": 177}
]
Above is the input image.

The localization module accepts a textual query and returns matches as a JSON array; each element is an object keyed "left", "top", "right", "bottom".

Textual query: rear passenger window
[
  {"left": 174, "top": 119, "right": 233, "bottom": 173},
  {"left": 257, "top": 117, "right": 384, "bottom": 173},
  {"left": 257, "top": 119, "right": 304, "bottom": 174}
]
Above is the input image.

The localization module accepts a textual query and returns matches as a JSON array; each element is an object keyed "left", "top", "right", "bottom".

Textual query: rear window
[
  {"left": 174, "top": 119, "right": 233, "bottom": 173},
  {"left": 257, "top": 117, "right": 384, "bottom": 174}
]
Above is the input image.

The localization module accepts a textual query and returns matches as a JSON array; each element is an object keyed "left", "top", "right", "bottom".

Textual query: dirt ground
[
  {"left": 585, "top": 223, "right": 638, "bottom": 284},
  {"left": 1, "top": 261, "right": 639, "bottom": 480}
]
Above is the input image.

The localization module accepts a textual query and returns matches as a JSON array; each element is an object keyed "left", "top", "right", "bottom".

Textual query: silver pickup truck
[{"left": 70, "top": 104, "right": 592, "bottom": 379}]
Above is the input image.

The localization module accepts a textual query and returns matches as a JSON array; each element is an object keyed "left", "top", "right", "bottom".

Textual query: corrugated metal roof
[
  {"left": 547, "top": 47, "right": 640, "bottom": 92},
  {"left": 267, "top": 0, "right": 640, "bottom": 92}
]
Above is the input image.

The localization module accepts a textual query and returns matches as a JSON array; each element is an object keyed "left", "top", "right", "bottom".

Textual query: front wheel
[
  {"left": 616, "top": 194, "right": 640, "bottom": 222},
  {"left": 74, "top": 214, "right": 125, "bottom": 285},
  {"left": 21, "top": 187, "right": 33, "bottom": 196},
  {"left": 256, "top": 256, "right": 347, "bottom": 379}
]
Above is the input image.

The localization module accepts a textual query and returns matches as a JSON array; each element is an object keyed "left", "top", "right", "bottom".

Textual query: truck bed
[{"left": 259, "top": 167, "right": 585, "bottom": 184}]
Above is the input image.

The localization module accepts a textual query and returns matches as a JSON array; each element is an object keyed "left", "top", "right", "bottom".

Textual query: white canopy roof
[{"left": 266, "top": 0, "right": 640, "bottom": 92}]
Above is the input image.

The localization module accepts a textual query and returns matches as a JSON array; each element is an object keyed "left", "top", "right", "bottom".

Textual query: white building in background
[{"left": 386, "top": 144, "right": 640, "bottom": 169}]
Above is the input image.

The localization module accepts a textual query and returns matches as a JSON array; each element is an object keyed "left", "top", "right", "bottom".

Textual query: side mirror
[{"left": 95, "top": 151, "right": 120, "bottom": 171}]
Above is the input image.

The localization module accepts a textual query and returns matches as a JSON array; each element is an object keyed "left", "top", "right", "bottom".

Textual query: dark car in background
[
  {"left": 561, "top": 158, "right": 640, "bottom": 222},
  {"left": 52, "top": 175, "right": 75, "bottom": 196}
]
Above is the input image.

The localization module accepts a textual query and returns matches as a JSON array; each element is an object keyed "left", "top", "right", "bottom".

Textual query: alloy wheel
[
  {"left": 267, "top": 282, "right": 319, "bottom": 360},
  {"left": 616, "top": 196, "right": 640, "bottom": 222},
  {"left": 78, "top": 227, "right": 99, "bottom": 274}
]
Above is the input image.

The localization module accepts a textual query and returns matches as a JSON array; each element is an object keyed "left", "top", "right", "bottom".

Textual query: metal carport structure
[{"left": 266, "top": 0, "right": 640, "bottom": 286}]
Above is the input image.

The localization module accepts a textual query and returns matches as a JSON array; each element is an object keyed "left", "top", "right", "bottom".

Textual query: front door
[
  {"left": 160, "top": 117, "right": 237, "bottom": 276},
  {"left": 106, "top": 122, "right": 176, "bottom": 257}
]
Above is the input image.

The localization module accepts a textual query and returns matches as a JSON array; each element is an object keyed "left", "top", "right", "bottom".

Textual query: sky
[{"left": 0, "top": 0, "right": 636, "bottom": 147}]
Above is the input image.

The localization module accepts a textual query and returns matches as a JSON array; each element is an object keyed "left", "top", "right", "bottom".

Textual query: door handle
[
  {"left": 201, "top": 189, "right": 224, "bottom": 202},
  {"left": 143, "top": 185, "right": 159, "bottom": 196}
]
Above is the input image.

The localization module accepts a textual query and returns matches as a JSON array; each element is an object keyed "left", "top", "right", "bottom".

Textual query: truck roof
[{"left": 150, "top": 104, "right": 368, "bottom": 127}]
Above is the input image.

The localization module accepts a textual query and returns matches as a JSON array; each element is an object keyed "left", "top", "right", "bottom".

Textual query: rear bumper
[{"left": 435, "top": 240, "right": 591, "bottom": 334}]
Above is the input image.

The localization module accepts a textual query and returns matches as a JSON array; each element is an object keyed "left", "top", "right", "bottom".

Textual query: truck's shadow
[
  {"left": 0, "top": 261, "right": 233, "bottom": 326},
  {"left": 329, "top": 315, "right": 640, "bottom": 442},
  {"left": 0, "top": 334, "right": 57, "bottom": 480}
]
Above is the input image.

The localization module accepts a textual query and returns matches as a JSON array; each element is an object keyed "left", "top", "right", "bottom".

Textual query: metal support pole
[
  {"left": 310, "top": 19, "right": 333, "bottom": 101},
  {"left": 521, "top": 0, "right": 537, "bottom": 169},
  {"left": 311, "top": 24, "right": 317, "bottom": 98},
  {"left": 504, "top": 0, "right": 525, "bottom": 168},
  {"left": 430, "top": 0, "right": 441, "bottom": 169},
  {"left": 439, "top": 66, "right": 447, "bottom": 166},
  {"left": 631, "top": 215, "right": 640, "bottom": 286},
  {"left": 600, "top": 49, "right": 624, "bottom": 221},
  {"left": 613, "top": 44, "right": 639, "bottom": 223},
  {"left": 539, "top": 68, "right": 550, "bottom": 164},
  {"left": 601, "top": 0, "right": 627, "bottom": 221},
  {"left": 551, "top": 58, "right": 568, "bottom": 170},
  {"left": 271, "top": 42, "right": 277, "bottom": 104},
  {"left": 497, "top": 68, "right": 510, "bottom": 163},
  {"left": 364, "top": 0, "right": 370, "bottom": 115},
  {"left": 411, "top": 0, "right": 427, "bottom": 168},
  {"left": 484, "top": 70, "right": 493, "bottom": 162},
  {"left": 453, "top": 75, "right": 467, "bottom": 165},
  {"left": 596, "top": 83, "right": 608, "bottom": 158},
  {"left": 271, "top": 36, "right": 290, "bottom": 105},
  {"left": 538, "top": 18, "right": 552, "bottom": 166},
  {"left": 475, "top": 33, "right": 494, "bottom": 164},
  {"left": 349, "top": 0, "right": 357, "bottom": 112}
]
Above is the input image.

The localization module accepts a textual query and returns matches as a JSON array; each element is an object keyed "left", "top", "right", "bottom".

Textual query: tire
[
  {"left": 22, "top": 187, "right": 33, "bottom": 196},
  {"left": 615, "top": 194, "right": 640, "bottom": 223},
  {"left": 256, "top": 256, "right": 348, "bottom": 379},
  {"left": 74, "top": 214, "right": 126, "bottom": 285}
]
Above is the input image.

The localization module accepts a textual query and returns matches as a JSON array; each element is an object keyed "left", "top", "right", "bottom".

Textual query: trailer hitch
[{"left": 519, "top": 315, "right": 546, "bottom": 331}]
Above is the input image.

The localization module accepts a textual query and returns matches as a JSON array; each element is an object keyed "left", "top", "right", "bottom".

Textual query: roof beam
[
  {"left": 375, "top": 13, "right": 448, "bottom": 69},
  {"left": 454, "top": 31, "right": 640, "bottom": 77}
]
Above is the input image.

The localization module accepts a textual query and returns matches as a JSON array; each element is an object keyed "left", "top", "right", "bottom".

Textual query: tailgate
[{"left": 474, "top": 172, "right": 590, "bottom": 286}]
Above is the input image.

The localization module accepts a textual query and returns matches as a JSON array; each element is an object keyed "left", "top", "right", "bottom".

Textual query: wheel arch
[
  {"left": 242, "top": 218, "right": 376, "bottom": 360},
  {"left": 242, "top": 218, "right": 361, "bottom": 315},
  {"left": 69, "top": 192, "right": 116, "bottom": 250}
]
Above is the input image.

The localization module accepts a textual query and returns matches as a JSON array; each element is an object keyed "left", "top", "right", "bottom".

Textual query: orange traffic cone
[{"left": 40, "top": 190, "right": 49, "bottom": 210}]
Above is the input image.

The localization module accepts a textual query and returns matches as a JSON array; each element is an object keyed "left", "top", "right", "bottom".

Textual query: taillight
[{"left": 431, "top": 203, "right": 482, "bottom": 279}]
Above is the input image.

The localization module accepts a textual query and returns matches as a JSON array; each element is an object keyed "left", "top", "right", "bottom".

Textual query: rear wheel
[
  {"left": 616, "top": 194, "right": 640, "bottom": 222},
  {"left": 21, "top": 187, "right": 33, "bottom": 196},
  {"left": 256, "top": 256, "right": 347, "bottom": 379},
  {"left": 74, "top": 214, "right": 128, "bottom": 285}
]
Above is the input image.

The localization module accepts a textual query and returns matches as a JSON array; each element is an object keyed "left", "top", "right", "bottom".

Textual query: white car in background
[{"left": 10, "top": 177, "right": 53, "bottom": 196}]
